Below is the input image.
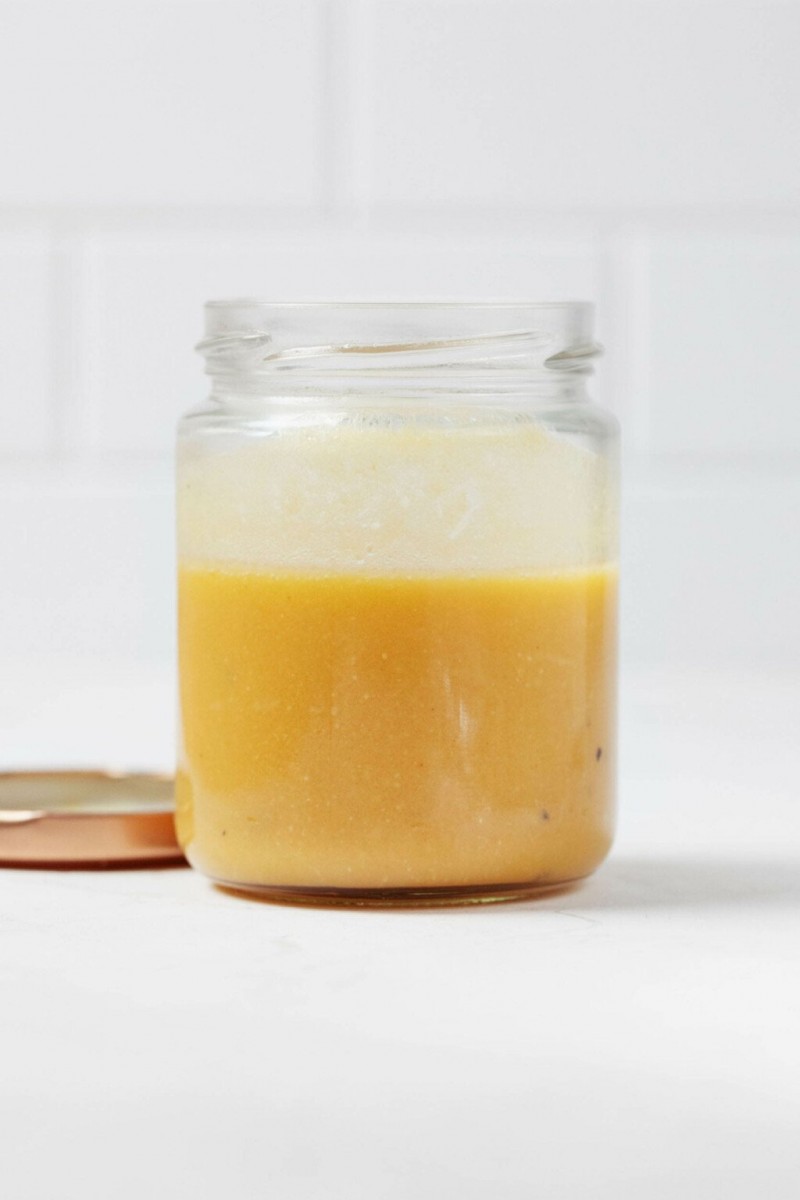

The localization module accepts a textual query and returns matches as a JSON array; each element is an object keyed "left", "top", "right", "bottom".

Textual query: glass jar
[{"left": 176, "top": 302, "right": 618, "bottom": 905}]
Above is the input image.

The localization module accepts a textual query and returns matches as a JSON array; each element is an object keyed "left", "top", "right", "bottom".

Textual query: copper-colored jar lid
[{"left": 0, "top": 770, "right": 186, "bottom": 868}]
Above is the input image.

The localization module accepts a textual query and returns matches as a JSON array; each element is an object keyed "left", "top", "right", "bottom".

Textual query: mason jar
[{"left": 176, "top": 302, "right": 619, "bottom": 905}]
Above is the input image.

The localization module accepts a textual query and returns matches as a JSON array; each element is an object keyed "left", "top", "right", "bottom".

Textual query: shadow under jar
[{"left": 176, "top": 302, "right": 619, "bottom": 906}]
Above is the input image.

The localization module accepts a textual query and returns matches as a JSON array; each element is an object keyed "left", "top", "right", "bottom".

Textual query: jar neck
[{"left": 197, "top": 302, "right": 600, "bottom": 403}]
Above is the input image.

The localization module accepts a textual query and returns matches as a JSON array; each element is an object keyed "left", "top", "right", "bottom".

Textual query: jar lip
[
  {"left": 204, "top": 299, "right": 594, "bottom": 313},
  {"left": 198, "top": 301, "right": 599, "bottom": 390}
]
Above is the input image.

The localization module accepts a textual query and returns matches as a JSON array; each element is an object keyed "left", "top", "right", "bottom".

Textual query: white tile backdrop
[{"left": 1, "top": 0, "right": 799, "bottom": 678}]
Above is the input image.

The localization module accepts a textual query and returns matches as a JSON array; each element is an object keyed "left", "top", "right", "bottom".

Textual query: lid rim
[{"left": 0, "top": 770, "right": 185, "bottom": 868}]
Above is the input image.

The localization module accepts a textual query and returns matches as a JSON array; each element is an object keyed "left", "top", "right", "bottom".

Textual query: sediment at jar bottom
[{"left": 176, "top": 564, "right": 617, "bottom": 891}]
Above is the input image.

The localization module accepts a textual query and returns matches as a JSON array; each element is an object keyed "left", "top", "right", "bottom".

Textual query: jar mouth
[
  {"left": 203, "top": 299, "right": 593, "bottom": 310},
  {"left": 197, "top": 301, "right": 600, "bottom": 393}
]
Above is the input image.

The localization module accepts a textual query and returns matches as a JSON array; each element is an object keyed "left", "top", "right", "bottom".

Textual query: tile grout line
[
  {"left": 315, "top": 0, "right": 341, "bottom": 218},
  {"left": 46, "top": 223, "right": 75, "bottom": 461},
  {"left": 48, "top": 219, "right": 97, "bottom": 461},
  {"left": 2, "top": 203, "right": 800, "bottom": 239},
  {"left": 621, "top": 231, "right": 653, "bottom": 464},
  {"left": 314, "top": 0, "right": 375, "bottom": 226}
]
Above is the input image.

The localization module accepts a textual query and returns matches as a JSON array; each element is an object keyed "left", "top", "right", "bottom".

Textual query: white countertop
[{"left": 1, "top": 664, "right": 799, "bottom": 1200}]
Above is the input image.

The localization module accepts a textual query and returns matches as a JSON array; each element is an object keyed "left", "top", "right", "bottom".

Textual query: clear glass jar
[{"left": 176, "top": 302, "right": 619, "bottom": 905}]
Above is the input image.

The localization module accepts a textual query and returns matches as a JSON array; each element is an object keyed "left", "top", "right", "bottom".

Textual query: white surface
[{"left": 1, "top": 665, "right": 799, "bottom": 1199}]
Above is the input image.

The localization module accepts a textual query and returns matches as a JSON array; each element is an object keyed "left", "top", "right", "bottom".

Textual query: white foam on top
[{"left": 178, "top": 417, "right": 616, "bottom": 573}]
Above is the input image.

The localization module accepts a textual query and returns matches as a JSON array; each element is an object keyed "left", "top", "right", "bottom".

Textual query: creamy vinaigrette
[{"left": 177, "top": 563, "right": 616, "bottom": 892}]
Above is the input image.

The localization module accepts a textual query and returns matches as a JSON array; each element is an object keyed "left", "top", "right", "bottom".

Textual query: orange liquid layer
[{"left": 177, "top": 565, "right": 617, "bottom": 892}]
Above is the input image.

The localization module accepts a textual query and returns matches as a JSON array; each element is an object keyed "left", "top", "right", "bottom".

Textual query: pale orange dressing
[{"left": 176, "top": 564, "right": 616, "bottom": 890}]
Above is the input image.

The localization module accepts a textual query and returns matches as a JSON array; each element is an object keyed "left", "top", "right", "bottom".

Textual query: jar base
[{"left": 212, "top": 877, "right": 587, "bottom": 909}]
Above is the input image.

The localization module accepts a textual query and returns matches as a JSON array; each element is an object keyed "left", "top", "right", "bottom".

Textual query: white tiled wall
[
  {"left": 365, "top": 2, "right": 800, "bottom": 210},
  {"left": 0, "top": 3, "right": 322, "bottom": 206},
  {"left": 1, "top": 0, "right": 799, "bottom": 674},
  {"left": 648, "top": 234, "right": 800, "bottom": 461}
]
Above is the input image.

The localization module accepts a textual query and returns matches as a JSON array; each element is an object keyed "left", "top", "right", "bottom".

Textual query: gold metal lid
[{"left": 0, "top": 770, "right": 186, "bottom": 868}]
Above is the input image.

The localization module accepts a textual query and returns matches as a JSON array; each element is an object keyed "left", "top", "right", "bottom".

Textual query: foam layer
[{"left": 177, "top": 418, "right": 615, "bottom": 572}]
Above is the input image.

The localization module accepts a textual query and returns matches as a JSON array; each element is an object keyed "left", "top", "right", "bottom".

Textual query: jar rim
[
  {"left": 198, "top": 301, "right": 599, "bottom": 392},
  {"left": 204, "top": 299, "right": 594, "bottom": 311}
]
